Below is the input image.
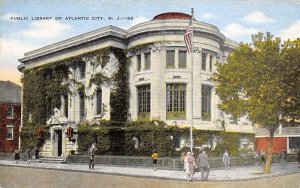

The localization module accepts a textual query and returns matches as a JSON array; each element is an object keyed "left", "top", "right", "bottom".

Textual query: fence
[
  {"left": 66, "top": 154, "right": 298, "bottom": 170},
  {"left": 0, "top": 152, "right": 14, "bottom": 160}
]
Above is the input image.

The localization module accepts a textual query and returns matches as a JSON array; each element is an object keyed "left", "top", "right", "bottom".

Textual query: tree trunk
[{"left": 264, "top": 127, "right": 275, "bottom": 174}]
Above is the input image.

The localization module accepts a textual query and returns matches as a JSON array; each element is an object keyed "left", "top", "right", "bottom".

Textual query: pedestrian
[
  {"left": 23, "top": 148, "right": 31, "bottom": 164},
  {"left": 184, "top": 152, "right": 197, "bottom": 181},
  {"left": 223, "top": 150, "right": 230, "bottom": 169},
  {"left": 260, "top": 150, "right": 266, "bottom": 167},
  {"left": 180, "top": 151, "right": 187, "bottom": 165},
  {"left": 14, "top": 150, "right": 20, "bottom": 164},
  {"left": 34, "top": 147, "right": 40, "bottom": 163},
  {"left": 151, "top": 149, "right": 159, "bottom": 171},
  {"left": 180, "top": 151, "right": 187, "bottom": 176},
  {"left": 254, "top": 151, "right": 259, "bottom": 166},
  {"left": 297, "top": 148, "right": 300, "bottom": 168},
  {"left": 279, "top": 148, "right": 287, "bottom": 168},
  {"left": 88, "top": 143, "right": 96, "bottom": 170},
  {"left": 198, "top": 149, "right": 210, "bottom": 182}
]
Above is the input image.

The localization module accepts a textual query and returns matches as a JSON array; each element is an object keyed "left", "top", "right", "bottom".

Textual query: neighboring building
[
  {"left": 0, "top": 81, "right": 21, "bottom": 153},
  {"left": 255, "top": 125, "right": 300, "bottom": 154},
  {"left": 18, "top": 12, "right": 253, "bottom": 158}
]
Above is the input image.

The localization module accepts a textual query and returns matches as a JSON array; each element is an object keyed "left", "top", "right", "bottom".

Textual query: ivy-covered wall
[
  {"left": 109, "top": 48, "right": 129, "bottom": 126},
  {"left": 21, "top": 63, "right": 69, "bottom": 151},
  {"left": 22, "top": 64, "right": 69, "bottom": 125},
  {"left": 77, "top": 120, "right": 255, "bottom": 157},
  {"left": 20, "top": 47, "right": 129, "bottom": 151}
]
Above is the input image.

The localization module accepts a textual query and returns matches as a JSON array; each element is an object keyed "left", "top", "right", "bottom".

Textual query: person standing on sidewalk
[
  {"left": 34, "top": 147, "right": 40, "bottom": 163},
  {"left": 297, "top": 148, "right": 300, "bottom": 168},
  {"left": 184, "top": 152, "right": 197, "bottom": 181},
  {"left": 223, "top": 150, "right": 230, "bottom": 169},
  {"left": 260, "top": 150, "right": 266, "bottom": 167},
  {"left": 23, "top": 148, "right": 31, "bottom": 164},
  {"left": 14, "top": 150, "right": 20, "bottom": 164},
  {"left": 198, "top": 149, "right": 210, "bottom": 182},
  {"left": 88, "top": 143, "right": 96, "bottom": 170},
  {"left": 254, "top": 151, "right": 259, "bottom": 166},
  {"left": 180, "top": 151, "right": 187, "bottom": 178},
  {"left": 151, "top": 149, "right": 159, "bottom": 171},
  {"left": 279, "top": 148, "right": 287, "bottom": 168}
]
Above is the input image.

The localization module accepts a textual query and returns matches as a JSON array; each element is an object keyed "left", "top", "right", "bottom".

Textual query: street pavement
[{"left": 0, "top": 160, "right": 299, "bottom": 181}]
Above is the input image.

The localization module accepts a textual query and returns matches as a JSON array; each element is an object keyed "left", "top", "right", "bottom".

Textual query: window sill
[{"left": 94, "top": 114, "right": 103, "bottom": 118}]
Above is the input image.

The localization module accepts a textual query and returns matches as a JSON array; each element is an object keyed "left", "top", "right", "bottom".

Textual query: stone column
[
  {"left": 129, "top": 55, "right": 138, "bottom": 120},
  {"left": 192, "top": 50, "right": 201, "bottom": 119},
  {"left": 62, "top": 126, "right": 66, "bottom": 159},
  {"left": 151, "top": 47, "right": 162, "bottom": 120}
]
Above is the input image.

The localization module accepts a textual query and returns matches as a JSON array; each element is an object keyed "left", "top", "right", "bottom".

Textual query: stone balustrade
[{"left": 255, "top": 127, "right": 300, "bottom": 137}]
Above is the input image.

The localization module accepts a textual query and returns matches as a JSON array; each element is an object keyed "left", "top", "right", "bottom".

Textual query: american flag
[{"left": 184, "top": 19, "right": 193, "bottom": 53}]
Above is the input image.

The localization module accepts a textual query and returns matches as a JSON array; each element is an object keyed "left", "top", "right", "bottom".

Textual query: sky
[{"left": 1, "top": 0, "right": 300, "bottom": 86}]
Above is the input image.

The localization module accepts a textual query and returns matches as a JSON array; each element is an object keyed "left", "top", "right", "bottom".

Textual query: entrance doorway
[{"left": 54, "top": 129, "right": 62, "bottom": 157}]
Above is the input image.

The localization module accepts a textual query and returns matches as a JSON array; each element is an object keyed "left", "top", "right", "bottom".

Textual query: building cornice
[
  {"left": 127, "top": 19, "right": 225, "bottom": 43},
  {"left": 18, "top": 17, "right": 238, "bottom": 67},
  {"left": 224, "top": 38, "right": 239, "bottom": 50},
  {"left": 19, "top": 26, "right": 126, "bottom": 63}
]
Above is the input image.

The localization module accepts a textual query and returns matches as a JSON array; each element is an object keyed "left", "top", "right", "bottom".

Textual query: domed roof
[{"left": 153, "top": 12, "right": 192, "bottom": 20}]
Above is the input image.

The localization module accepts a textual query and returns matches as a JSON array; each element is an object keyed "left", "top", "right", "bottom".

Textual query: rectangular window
[
  {"left": 144, "top": 52, "right": 151, "bottom": 70},
  {"left": 64, "top": 95, "right": 68, "bottom": 118},
  {"left": 7, "top": 106, "right": 13, "bottom": 119},
  {"left": 79, "top": 63, "right": 86, "bottom": 79},
  {"left": 137, "top": 54, "right": 141, "bottom": 72},
  {"left": 166, "top": 84, "right": 186, "bottom": 120},
  {"left": 166, "top": 50, "right": 175, "bottom": 68},
  {"left": 96, "top": 88, "right": 102, "bottom": 115},
  {"left": 79, "top": 93, "right": 85, "bottom": 121},
  {"left": 6, "top": 125, "right": 14, "bottom": 140},
  {"left": 229, "top": 117, "right": 238, "bottom": 124},
  {"left": 173, "top": 135, "right": 181, "bottom": 149},
  {"left": 179, "top": 51, "right": 187, "bottom": 68},
  {"left": 202, "top": 53, "right": 207, "bottom": 71},
  {"left": 137, "top": 85, "right": 151, "bottom": 120},
  {"left": 209, "top": 54, "right": 213, "bottom": 72},
  {"left": 202, "top": 85, "right": 212, "bottom": 121}
]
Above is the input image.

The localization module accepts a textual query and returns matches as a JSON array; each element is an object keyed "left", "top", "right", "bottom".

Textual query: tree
[{"left": 212, "top": 32, "right": 300, "bottom": 173}]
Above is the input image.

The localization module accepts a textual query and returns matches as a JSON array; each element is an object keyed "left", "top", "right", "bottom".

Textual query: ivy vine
[
  {"left": 21, "top": 47, "right": 129, "bottom": 150},
  {"left": 77, "top": 120, "right": 255, "bottom": 157}
]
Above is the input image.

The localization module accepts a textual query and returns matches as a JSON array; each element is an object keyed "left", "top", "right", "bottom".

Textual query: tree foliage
[
  {"left": 213, "top": 32, "right": 300, "bottom": 128},
  {"left": 212, "top": 32, "right": 300, "bottom": 173},
  {"left": 279, "top": 39, "right": 300, "bottom": 124}
]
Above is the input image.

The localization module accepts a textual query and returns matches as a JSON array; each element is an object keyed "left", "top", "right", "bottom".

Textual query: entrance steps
[{"left": 39, "top": 157, "right": 66, "bottom": 164}]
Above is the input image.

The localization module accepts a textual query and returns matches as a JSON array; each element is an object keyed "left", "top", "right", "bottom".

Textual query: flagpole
[{"left": 190, "top": 8, "right": 194, "bottom": 152}]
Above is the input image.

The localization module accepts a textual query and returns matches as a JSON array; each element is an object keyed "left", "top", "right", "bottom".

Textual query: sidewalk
[{"left": 0, "top": 160, "right": 299, "bottom": 181}]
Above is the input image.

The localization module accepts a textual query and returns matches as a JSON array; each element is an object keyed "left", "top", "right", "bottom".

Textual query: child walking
[{"left": 151, "top": 150, "right": 158, "bottom": 171}]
